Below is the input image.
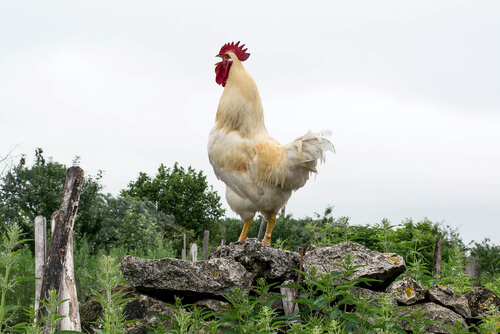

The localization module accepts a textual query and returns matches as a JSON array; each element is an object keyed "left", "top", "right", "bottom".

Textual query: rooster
[{"left": 208, "top": 41, "right": 334, "bottom": 246}]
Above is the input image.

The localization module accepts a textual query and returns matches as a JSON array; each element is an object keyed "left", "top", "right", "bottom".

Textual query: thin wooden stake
[
  {"left": 280, "top": 280, "right": 296, "bottom": 316},
  {"left": 202, "top": 230, "right": 210, "bottom": 260},
  {"left": 257, "top": 216, "right": 267, "bottom": 241},
  {"left": 182, "top": 233, "right": 187, "bottom": 260},
  {"left": 221, "top": 228, "right": 226, "bottom": 246},
  {"left": 464, "top": 256, "right": 480, "bottom": 286},
  {"left": 433, "top": 232, "right": 442, "bottom": 279},
  {"left": 34, "top": 216, "right": 46, "bottom": 322},
  {"left": 190, "top": 243, "right": 198, "bottom": 262},
  {"left": 291, "top": 244, "right": 306, "bottom": 313}
]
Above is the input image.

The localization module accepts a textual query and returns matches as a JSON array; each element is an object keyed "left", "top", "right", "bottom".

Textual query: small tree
[
  {"left": 0, "top": 148, "right": 66, "bottom": 239},
  {"left": 121, "top": 163, "right": 225, "bottom": 238},
  {"left": 470, "top": 238, "right": 500, "bottom": 277},
  {"left": 0, "top": 148, "right": 104, "bottom": 246}
]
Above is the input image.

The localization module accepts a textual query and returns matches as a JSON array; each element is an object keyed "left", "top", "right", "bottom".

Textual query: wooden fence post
[
  {"left": 182, "top": 233, "right": 187, "bottom": 260},
  {"left": 190, "top": 243, "right": 198, "bottom": 262},
  {"left": 202, "top": 230, "right": 210, "bottom": 260},
  {"left": 221, "top": 228, "right": 226, "bottom": 246},
  {"left": 280, "top": 280, "right": 295, "bottom": 316},
  {"left": 433, "top": 233, "right": 442, "bottom": 279},
  {"left": 34, "top": 216, "right": 46, "bottom": 321},
  {"left": 257, "top": 217, "right": 267, "bottom": 241},
  {"left": 38, "top": 166, "right": 84, "bottom": 333},
  {"left": 464, "top": 256, "right": 480, "bottom": 286}
]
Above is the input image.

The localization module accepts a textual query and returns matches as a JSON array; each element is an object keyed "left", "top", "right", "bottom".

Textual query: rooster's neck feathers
[{"left": 215, "top": 53, "right": 266, "bottom": 137}]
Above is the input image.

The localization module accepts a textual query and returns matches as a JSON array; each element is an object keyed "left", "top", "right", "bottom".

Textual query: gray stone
[
  {"left": 463, "top": 287, "right": 500, "bottom": 318},
  {"left": 426, "top": 284, "right": 472, "bottom": 319},
  {"left": 303, "top": 242, "right": 406, "bottom": 290},
  {"left": 210, "top": 238, "right": 300, "bottom": 282},
  {"left": 120, "top": 255, "right": 254, "bottom": 299},
  {"left": 351, "top": 287, "right": 383, "bottom": 303},
  {"left": 387, "top": 276, "right": 425, "bottom": 305},
  {"left": 80, "top": 285, "right": 135, "bottom": 333},
  {"left": 124, "top": 294, "right": 176, "bottom": 334},
  {"left": 192, "top": 299, "right": 230, "bottom": 313},
  {"left": 80, "top": 285, "right": 175, "bottom": 334},
  {"left": 400, "top": 302, "right": 467, "bottom": 334}
]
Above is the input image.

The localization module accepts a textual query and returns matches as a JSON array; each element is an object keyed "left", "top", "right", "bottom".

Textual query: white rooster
[{"left": 208, "top": 41, "right": 334, "bottom": 246}]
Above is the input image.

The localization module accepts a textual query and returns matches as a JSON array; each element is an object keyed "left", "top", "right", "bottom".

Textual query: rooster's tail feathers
[{"left": 291, "top": 129, "right": 334, "bottom": 170}]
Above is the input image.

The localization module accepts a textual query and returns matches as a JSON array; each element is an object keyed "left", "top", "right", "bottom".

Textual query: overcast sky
[{"left": 1, "top": 1, "right": 499, "bottom": 246}]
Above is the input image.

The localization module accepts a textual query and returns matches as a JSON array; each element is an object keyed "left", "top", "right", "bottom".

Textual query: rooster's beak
[{"left": 215, "top": 54, "right": 222, "bottom": 66}]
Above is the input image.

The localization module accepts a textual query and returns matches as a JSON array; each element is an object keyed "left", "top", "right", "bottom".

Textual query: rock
[
  {"left": 123, "top": 293, "right": 176, "bottom": 334},
  {"left": 210, "top": 238, "right": 300, "bottom": 282},
  {"left": 303, "top": 242, "right": 406, "bottom": 290},
  {"left": 79, "top": 295, "right": 104, "bottom": 333},
  {"left": 79, "top": 285, "right": 135, "bottom": 333},
  {"left": 351, "top": 287, "right": 383, "bottom": 303},
  {"left": 386, "top": 276, "right": 425, "bottom": 305},
  {"left": 79, "top": 285, "right": 175, "bottom": 334},
  {"left": 426, "top": 284, "right": 472, "bottom": 319},
  {"left": 89, "top": 243, "right": 500, "bottom": 332},
  {"left": 347, "top": 287, "right": 398, "bottom": 310},
  {"left": 192, "top": 299, "right": 230, "bottom": 313},
  {"left": 463, "top": 287, "right": 500, "bottom": 318},
  {"left": 400, "top": 302, "right": 467, "bottom": 334},
  {"left": 120, "top": 255, "right": 254, "bottom": 300}
]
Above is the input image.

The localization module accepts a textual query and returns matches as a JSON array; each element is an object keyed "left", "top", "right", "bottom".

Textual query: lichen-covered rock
[
  {"left": 463, "top": 287, "right": 500, "bottom": 318},
  {"left": 120, "top": 255, "right": 254, "bottom": 299},
  {"left": 210, "top": 238, "right": 300, "bottom": 282},
  {"left": 303, "top": 242, "right": 406, "bottom": 290},
  {"left": 400, "top": 302, "right": 467, "bottom": 334},
  {"left": 387, "top": 276, "right": 425, "bottom": 305},
  {"left": 426, "top": 284, "right": 471, "bottom": 319}
]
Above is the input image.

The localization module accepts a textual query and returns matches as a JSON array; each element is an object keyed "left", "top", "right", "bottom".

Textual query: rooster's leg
[
  {"left": 238, "top": 218, "right": 253, "bottom": 242},
  {"left": 262, "top": 215, "right": 276, "bottom": 246}
]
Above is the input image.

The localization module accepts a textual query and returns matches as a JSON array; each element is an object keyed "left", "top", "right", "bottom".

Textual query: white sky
[{"left": 1, "top": 1, "right": 499, "bottom": 246}]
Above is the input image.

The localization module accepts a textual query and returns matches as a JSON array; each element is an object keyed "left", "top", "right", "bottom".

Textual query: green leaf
[
  {"left": 14, "top": 276, "right": 39, "bottom": 282},
  {"left": 219, "top": 327, "right": 239, "bottom": 334}
]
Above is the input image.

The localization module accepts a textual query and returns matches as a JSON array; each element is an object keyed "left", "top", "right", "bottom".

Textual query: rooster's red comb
[{"left": 219, "top": 41, "right": 250, "bottom": 62}]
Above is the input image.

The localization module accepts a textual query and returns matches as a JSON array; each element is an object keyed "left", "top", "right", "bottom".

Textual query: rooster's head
[{"left": 215, "top": 41, "right": 250, "bottom": 87}]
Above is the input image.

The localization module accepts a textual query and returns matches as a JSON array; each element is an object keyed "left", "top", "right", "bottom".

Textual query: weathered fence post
[
  {"left": 182, "top": 233, "right": 187, "bottom": 260},
  {"left": 221, "top": 228, "right": 226, "bottom": 246},
  {"left": 257, "top": 217, "right": 267, "bottom": 241},
  {"left": 433, "top": 232, "right": 442, "bottom": 279},
  {"left": 280, "top": 280, "right": 296, "bottom": 316},
  {"left": 50, "top": 211, "right": 58, "bottom": 238},
  {"left": 464, "top": 256, "right": 480, "bottom": 286},
  {"left": 38, "top": 166, "right": 84, "bottom": 333},
  {"left": 202, "top": 230, "right": 210, "bottom": 260},
  {"left": 34, "top": 216, "right": 46, "bottom": 321},
  {"left": 190, "top": 243, "right": 198, "bottom": 262}
]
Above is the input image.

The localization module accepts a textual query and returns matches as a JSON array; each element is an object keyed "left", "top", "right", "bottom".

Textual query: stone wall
[{"left": 80, "top": 239, "right": 500, "bottom": 333}]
